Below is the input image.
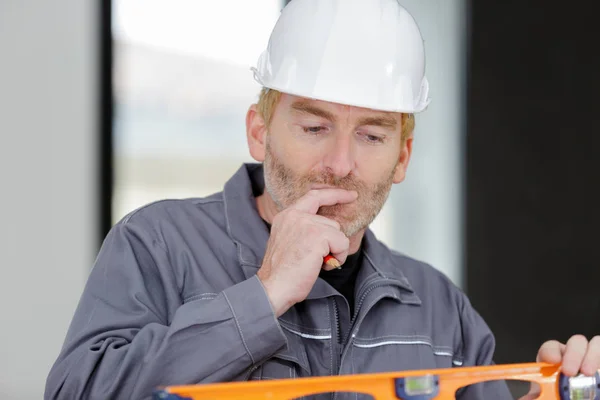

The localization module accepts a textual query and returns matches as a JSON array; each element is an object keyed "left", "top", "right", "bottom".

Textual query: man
[{"left": 45, "top": 0, "right": 599, "bottom": 399}]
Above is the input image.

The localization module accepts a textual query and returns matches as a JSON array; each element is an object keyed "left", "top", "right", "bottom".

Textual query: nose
[{"left": 322, "top": 132, "right": 355, "bottom": 178}]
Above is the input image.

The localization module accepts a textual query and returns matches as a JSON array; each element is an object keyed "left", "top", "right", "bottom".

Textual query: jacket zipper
[
  {"left": 344, "top": 283, "right": 389, "bottom": 343},
  {"left": 333, "top": 298, "right": 341, "bottom": 345},
  {"left": 340, "top": 283, "right": 394, "bottom": 367},
  {"left": 331, "top": 297, "right": 342, "bottom": 400},
  {"left": 332, "top": 282, "right": 394, "bottom": 400},
  {"left": 243, "top": 364, "right": 259, "bottom": 380},
  {"left": 331, "top": 297, "right": 341, "bottom": 368}
]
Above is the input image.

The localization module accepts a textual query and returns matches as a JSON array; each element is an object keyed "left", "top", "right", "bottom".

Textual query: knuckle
[
  {"left": 281, "top": 209, "right": 299, "bottom": 222},
  {"left": 307, "top": 224, "right": 320, "bottom": 236},
  {"left": 319, "top": 241, "right": 330, "bottom": 254},
  {"left": 286, "top": 208, "right": 299, "bottom": 219},
  {"left": 271, "top": 213, "right": 285, "bottom": 227},
  {"left": 330, "top": 233, "right": 349, "bottom": 252},
  {"left": 342, "top": 235, "right": 350, "bottom": 247},
  {"left": 302, "top": 222, "right": 321, "bottom": 238}
]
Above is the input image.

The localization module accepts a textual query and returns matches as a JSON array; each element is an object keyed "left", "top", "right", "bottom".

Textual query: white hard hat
[{"left": 252, "top": 0, "right": 430, "bottom": 113}]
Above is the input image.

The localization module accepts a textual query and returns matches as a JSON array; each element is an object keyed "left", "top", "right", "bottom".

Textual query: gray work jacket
[{"left": 45, "top": 163, "right": 511, "bottom": 400}]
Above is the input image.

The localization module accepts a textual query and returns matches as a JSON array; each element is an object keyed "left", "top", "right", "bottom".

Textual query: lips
[{"left": 310, "top": 184, "right": 338, "bottom": 190}]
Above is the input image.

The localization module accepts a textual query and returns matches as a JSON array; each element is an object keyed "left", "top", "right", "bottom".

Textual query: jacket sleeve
[
  {"left": 44, "top": 216, "right": 287, "bottom": 400},
  {"left": 455, "top": 293, "right": 513, "bottom": 400}
]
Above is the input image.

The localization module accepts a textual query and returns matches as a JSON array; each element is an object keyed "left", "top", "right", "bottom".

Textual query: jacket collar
[
  {"left": 223, "top": 163, "right": 420, "bottom": 302},
  {"left": 223, "top": 163, "right": 270, "bottom": 267}
]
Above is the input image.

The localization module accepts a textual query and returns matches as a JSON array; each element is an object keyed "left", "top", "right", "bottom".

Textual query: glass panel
[{"left": 111, "top": 0, "right": 281, "bottom": 222}]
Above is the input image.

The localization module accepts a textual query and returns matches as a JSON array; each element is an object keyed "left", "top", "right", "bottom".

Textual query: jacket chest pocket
[
  {"left": 350, "top": 334, "right": 457, "bottom": 374},
  {"left": 247, "top": 328, "right": 312, "bottom": 381},
  {"left": 346, "top": 295, "right": 461, "bottom": 374}
]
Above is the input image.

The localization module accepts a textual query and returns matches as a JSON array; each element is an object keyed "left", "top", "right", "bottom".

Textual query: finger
[
  {"left": 536, "top": 340, "right": 565, "bottom": 363},
  {"left": 562, "top": 335, "right": 588, "bottom": 376},
  {"left": 581, "top": 335, "right": 600, "bottom": 376},
  {"left": 322, "top": 228, "right": 350, "bottom": 265},
  {"left": 308, "top": 214, "right": 341, "bottom": 230},
  {"left": 272, "top": 209, "right": 341, "bottom": 232},
  {"left": 292, "top": 189, "right": 358, "bottom": 214}
]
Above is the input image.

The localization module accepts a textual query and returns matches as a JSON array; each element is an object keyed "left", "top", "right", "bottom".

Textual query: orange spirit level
[{"left": 153, "top": 362, "right": 600, "bottom": 400}]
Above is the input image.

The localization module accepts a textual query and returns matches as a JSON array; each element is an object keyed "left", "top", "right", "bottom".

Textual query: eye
[
  {"left": 303, "top": 126, "right": 326, "bottom": 134},
  {"left": 363, "top": 133, "right": 385, "bottom": 144}
]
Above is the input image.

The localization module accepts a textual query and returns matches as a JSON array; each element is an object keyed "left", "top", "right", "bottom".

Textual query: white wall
[
  {"left": 387, "top": 0, "right": 466, "bottom": 287},
  {"left": 0, "top": 1, "right": 97, "bottom": 398}
]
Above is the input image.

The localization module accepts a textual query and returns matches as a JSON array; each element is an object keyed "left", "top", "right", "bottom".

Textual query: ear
[
  {"left": 393, "top": 135, "right": 413, "bottom": 184},
  {"left": 246, "top": 104, "right": 267, "bottom": 162}
]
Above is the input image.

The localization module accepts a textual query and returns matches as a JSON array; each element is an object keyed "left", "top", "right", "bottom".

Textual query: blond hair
[{"left": 256, "top": 87, "right": 415, "bottom": 141}]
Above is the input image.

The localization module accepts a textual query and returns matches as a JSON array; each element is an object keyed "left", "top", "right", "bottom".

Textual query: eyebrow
[
  {"left": 356, "top": 116, "right": 398, "bottom": 130},
  {"left": 290, "top": 100, "right": 398, "bottom": 130},
  {"left": 290, "top": 101, "right": 335, "bottom": 121}
]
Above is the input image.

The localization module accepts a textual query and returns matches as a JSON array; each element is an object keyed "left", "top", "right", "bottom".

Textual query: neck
[{"left": 256, "top": 192, "right": 365, "bottom": 255}]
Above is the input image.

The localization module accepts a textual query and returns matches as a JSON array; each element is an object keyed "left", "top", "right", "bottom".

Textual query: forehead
[{"left": 278, "top": 93, "right": 401, "bottom": 122}]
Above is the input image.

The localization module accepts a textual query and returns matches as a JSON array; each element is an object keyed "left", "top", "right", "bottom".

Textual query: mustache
[{"left": 303, "top": 172, "right": 364, "bottom": 191}]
